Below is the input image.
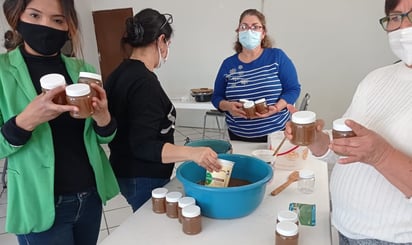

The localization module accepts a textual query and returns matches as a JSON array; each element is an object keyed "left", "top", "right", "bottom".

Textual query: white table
[
  {"left": 171, "top": 97, "right": 215, "bottom": 110},
  {"left": 100, "top": 141, "right": 331, "bottom": 245}
]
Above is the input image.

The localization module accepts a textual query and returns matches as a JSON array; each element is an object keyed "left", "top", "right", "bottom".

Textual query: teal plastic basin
[
  {"left": 184, "top": 139, "right": 232, "bottom": 154},
  {"left": 176, "top": 154, "right": 273, "bottom": 219}
]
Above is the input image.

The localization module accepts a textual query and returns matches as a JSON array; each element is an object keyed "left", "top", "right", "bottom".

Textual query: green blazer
[{"left": 0, "top": 48, "right": 119, "bottom": 234}]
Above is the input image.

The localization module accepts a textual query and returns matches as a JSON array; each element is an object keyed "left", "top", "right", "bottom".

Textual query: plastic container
[
  {"left": 151, "top": 187, "right": 168, "bottom": 214},
  {"left": 243, "top": 101, "right": 256, "bottom": 119},
  {"left": 176, "top": 154, "right": 273, "bottom": 219},
  {"left": 165, "top": 191, "right": 182, "bottom": 218},
  {"left": 297, "top": 169, "right": 315, "bottom": 194},
  {"left": 178, "top": 196, "right": 196, "bottom": 223},
  {"left": 184, "top": 139, "right": 232, "bottom": 154},
  {"left": 254, "top": 98, "right": 268, "bottom": 114},
  {"left": 182, "top": 205, "right": 202, "bottom": 235},
  {"left": 277, "top": 210, "right": 299, "bottom": 225},
  {"left": 251, "top": 149, "right": 277, "bottom": 165},
  {"left": 290, "top": 111, "right": 316, "bottom": 146},
  {"left": 65, "top": 83, "right": 93, "bottom": 118},
  {"left": 40, "top": 73, "right": 66, "bottom": 105},
  {"left": 275, "top": 221, "right": 299, "bottom": 245},
  {"left": 78, "top": 72, "right": 102, "bottom": 97},
  {"left": 332, "top": 118, "right": 356, "bottom": 139},
  {"left": 205, "top": 159, "right": 234, "bottom": 188}
]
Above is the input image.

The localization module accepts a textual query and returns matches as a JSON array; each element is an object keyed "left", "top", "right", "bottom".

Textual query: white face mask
[
  {"left": 388, "top": 27, "right": 412, "bottom": 66},
  {"left": 156, "top": 42, "right": 169, "bottom": 69}
]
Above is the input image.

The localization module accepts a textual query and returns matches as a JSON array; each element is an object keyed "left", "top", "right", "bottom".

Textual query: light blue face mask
[{"left": 239, "top": 30, "right": 262, "bottom": 50}]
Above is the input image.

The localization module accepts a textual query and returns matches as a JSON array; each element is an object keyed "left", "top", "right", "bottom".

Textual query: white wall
[
  {"left": 264, "top": 0, "right": 394, "bottom": 127},
  {"left": 90, "top": 0, "right": 262, "bottom": 97},
  {"left": 74, "top": 0, "right": 99, "bottom": 69},
  {"left": 88, "top": 0, "right": 395, "bottom": 128},
  {"left": 0, "top": 4, "right": 10, "bottom": 53},
  {"left": 0, "top": 0, "right": 397, "bottom": 129},
  {"left": 90, "top": 0, "right": 263, "bottom": 127}
]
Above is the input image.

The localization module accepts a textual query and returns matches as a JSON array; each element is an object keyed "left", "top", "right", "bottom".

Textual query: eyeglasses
[
  {"left": 379, "top": 9, "right": 412, "bottom": 32},
  {"left": 160, "top": 13, "right": 173, "bottom": 30},
  {"left": 238, "top": 23, "right": 263, "bottom": 32}
]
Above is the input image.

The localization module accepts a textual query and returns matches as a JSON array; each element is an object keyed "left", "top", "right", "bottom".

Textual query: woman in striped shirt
[{"left": 212, "top": 9, "right": 301, "bottom": 142}]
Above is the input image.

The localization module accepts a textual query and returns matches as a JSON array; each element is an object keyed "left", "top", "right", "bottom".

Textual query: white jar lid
[
  {"left": 165, "top": 191, "right": 182, "bottom": 202},
  {"left": 243, "top": 100, "right": 255, "bottom": 108},
  {"left": 291, "top": 111, "right": 316, "bottom": 124},
  {"left": 182, "top": 205, "right": 201, "bottom": 218},
  {"left": 276, "top": 221, "right": 298, "bottom": 236},
  {"left": 239, "top": 99, "right": 250, "bottom": 103},
  {"left": 277, "top": 210, "right": 298, "bottom": 223},
  {"left": 255, "top": 98, "right": 266, "bottom": 104},
  {"left": 79, "top": 72, "right": 102, "bottom": 81},
  {"left": 299, "top": 169, "right": 315, "bottom": 178},
  {"left": 40, "top": 73, "right": 66, "bottom": 89},
  {"left": 65, "top": 83, "right": 91, "bottom": 97},
  {"left": 178, "top": 196, "right": 196, "bottom": 208},
  {"left": 333, "top": 118, "right": 352, "bottom": 131},
  {"left": 151, "top": 187, "right": 168, "bottom": 198}
]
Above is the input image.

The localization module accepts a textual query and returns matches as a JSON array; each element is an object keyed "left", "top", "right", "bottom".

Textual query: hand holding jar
[
  {"left": 89, "top": 83, "right": 112, "bottom": 127},
  {"left": 284, "top": 104, "right": 330, "bottom": 157},
  {"left": 330, "top": 119, "right": 394, "bottom": 167}
]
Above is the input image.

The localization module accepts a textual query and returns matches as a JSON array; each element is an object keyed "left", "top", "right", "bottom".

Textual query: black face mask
[{"left": 17, "top": 21, "right": 69, "bottom": 56}]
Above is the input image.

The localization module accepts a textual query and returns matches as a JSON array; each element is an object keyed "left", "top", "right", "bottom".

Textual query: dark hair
[
  {"left": 3, "top": 0, "right": 82, "bottom": 57},
  {"left": 385, "top": 0, "right": 400, "bottom": 15},
  {"left": 234, "top": 9, "right": 273, "bottom": 53},
  {"left": 122, "top": 8, "right": 173, "bottom": 48},
  {"left": 4, "top": 30, "right": 19, "bottom": 51}
]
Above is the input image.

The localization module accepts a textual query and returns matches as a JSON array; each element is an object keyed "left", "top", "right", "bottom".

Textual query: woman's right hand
[
  {"left": 220, "top": 100, "right": 246, "bottom": 118},
  {"left": 284, "top": 104, "right": 330, "bottom": 156},
  {"left": 190, "top": 147, "right": 221, "bottom": 173},
  {"left": 15, "top": 86, "right": 78, "bottom": 131}
]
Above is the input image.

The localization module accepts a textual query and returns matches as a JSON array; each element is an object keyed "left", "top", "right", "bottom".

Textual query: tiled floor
[{"left": 0, "top": 126, "right": 226, "bottom": 245}]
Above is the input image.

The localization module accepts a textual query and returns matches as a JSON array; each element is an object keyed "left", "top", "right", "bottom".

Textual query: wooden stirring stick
[
  {"left": 270, "top": 170, "right": 299, "bottom": 196},
  {"left": 272, "top": 136, "right": 287, "bottom": 156}
]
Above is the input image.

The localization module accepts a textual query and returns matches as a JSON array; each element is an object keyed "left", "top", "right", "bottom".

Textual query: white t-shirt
[{"left": 323, "top": 62, "right": 412, "bottom": 243}]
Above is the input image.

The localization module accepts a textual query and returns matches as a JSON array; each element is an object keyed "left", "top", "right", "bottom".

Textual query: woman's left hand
[
  {"left": 90, "top": 83, "right": 111, "bottom": 126},
  {"left": 331, "top": 119, "right": 394, "bottom": 166},
  {"left": 254, "top": 105, "right": 278, "bottom": 118}
]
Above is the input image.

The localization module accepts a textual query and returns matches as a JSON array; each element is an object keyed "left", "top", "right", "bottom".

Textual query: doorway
[{"left": 92, "top": 8, "right": 133, "bottom": 83}]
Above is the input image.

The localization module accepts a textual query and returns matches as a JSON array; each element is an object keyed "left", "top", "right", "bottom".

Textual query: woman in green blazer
[{"left": 0, "top": 0, "right": 119, "bottom": 244}]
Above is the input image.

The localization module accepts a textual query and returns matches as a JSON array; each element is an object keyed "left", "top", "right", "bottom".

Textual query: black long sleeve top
[{"left": 105, "top": 59, "right": 175, "bottom": 178}]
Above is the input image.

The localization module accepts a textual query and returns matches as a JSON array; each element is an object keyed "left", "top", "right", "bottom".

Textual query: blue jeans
[
  {"left": 16, "top": 189, "right": 102, "bottom": 245},
  {"left": 117, "top": 177, "right": 170, "bottom": 212}
]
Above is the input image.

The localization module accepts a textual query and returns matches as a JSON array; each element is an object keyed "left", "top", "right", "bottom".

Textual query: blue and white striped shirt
[{"left": 212, "top": 48, "right": 301, "bottom": 138}]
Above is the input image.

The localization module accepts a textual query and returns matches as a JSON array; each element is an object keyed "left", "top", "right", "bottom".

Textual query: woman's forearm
[{"left": 375, "top": 148, "right": 412, "bottom": 197}]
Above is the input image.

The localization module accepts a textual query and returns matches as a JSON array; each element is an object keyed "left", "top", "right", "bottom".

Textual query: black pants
[{"left": 228, "top": 130, "right": 267, "bottom": 143}]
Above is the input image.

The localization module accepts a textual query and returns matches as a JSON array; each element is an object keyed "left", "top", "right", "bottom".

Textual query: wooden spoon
[
  {"left": 270, "top": 170, "right": 299, "bottom": 196},
  {"left": 272, "top": 136, "right": 286, "bottom": 156}
]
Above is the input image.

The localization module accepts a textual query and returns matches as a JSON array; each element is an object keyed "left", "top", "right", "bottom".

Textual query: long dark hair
[
  {"left": 122, "top": 8, "right": 173, "bottom": 48},
  {"left": 3, "top": 0, "right": 82, "bottom": 57}
]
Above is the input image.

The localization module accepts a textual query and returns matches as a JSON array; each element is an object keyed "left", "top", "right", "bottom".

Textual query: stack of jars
[
  {"left": 39, "top": 72, "right": 102, "bottom": 119},
  {"left": 240, "top": 98, "right": 269, "bottom": 119},
  {"left": 151, "top": 187, "right": 202, "bottom": 235},
  {"left": 275, "top": 210, "right": 299, "bottom": 245}
]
